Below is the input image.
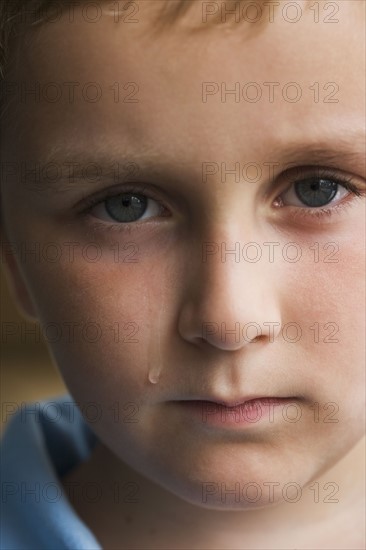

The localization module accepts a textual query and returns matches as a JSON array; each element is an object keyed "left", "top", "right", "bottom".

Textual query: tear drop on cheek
[
  {"left": 147, "top": 334, "right": 163, "bottom": 384},
  {"left": 146, "top": 291, "right": 164, "bottom": 385},
  {"left": 148, "top": 365, "right": 161, "bottom": 384}
]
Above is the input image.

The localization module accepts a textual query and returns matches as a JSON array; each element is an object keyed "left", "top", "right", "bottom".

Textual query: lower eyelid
[
  {"left": 284, "top": 196, "right": 360, "bottom": 224},
  {"left": 271, "top": 185, "right": 366, "bottom": 227}
]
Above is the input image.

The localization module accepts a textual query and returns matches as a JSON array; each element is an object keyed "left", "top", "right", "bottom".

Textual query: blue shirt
[{"left": 1, "top": 394, "right": 102, "bottom": 549}]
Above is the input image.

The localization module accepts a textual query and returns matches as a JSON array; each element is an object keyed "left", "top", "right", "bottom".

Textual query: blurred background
[{"left": 1, "top": 267, "right": 67, "bottom": 435}]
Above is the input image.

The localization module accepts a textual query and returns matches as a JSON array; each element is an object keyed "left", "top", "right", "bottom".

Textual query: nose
[{"left": 178, "top": 240, "right": 282, "bottom": 351}]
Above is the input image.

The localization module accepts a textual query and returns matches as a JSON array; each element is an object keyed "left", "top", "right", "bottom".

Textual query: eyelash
[
  {"left": 79, "top": 170, "right": 365, "bottom": 233},
  {"left": 80, "top": 184, "right": 168, "bottom": 234},
  {"left": 275, "top": 170, "right": 365, "bottom": 222}
]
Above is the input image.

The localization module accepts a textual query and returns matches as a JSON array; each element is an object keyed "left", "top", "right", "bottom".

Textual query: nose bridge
[
  {"left": 201, "top": 247, "right": 273, "bottom": 323},
  {"left": 178, "top": 233, "right": 282, "bottom": 351}
]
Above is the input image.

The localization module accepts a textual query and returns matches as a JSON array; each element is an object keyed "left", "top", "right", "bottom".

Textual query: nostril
[{"left": 251, "top": 335, "right": 266, "bottom": 344}]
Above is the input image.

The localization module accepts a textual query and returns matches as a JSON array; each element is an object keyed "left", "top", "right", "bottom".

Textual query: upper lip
[{"left": 177, "top": 395, "right": 297, "bottom": 408}]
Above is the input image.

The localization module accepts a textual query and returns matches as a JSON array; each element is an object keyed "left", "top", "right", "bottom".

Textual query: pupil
[
  {"left": 106, "top": 193, "right": 148, "bottom": 222},
  {"left": 295, "top": 178, "right": 338, "bottom": 207}
]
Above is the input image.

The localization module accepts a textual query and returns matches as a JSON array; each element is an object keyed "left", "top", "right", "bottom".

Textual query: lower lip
[{"left": 175, "top": 398, "right": 298, "bottom": 429}]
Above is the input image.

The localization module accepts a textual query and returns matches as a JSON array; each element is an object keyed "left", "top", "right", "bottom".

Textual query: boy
[{"left": 0, "top": 0, "right": 365, "bottom": 548}]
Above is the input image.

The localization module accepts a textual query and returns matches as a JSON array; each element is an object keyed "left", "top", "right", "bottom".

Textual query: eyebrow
[
  {"left": 17, "top": 134, "right": 366, "bottom": 195},
  {"left": 277, "top": 143, "right": 365, "bottom": 175},
  {"left": 17, "top": 146, "right": 168, "bottom": 195}
]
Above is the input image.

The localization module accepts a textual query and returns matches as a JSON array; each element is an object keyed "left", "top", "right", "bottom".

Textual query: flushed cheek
[
  {"left": 21, "top": 253, "right": 172, "bottom": 397},
  {"left": 280, "top": 236, "right": 365, "bottom": 413}
]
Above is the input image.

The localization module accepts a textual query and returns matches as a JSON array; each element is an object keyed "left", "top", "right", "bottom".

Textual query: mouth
[
  {"left": 173, "top": 396, "right": 301, "bottom": 429},
  {"left": 204, "top": 396, "right": 296, "bottom": 408},
  {"left": 178, "top": 395, "right": 299, "bottom": 407}
]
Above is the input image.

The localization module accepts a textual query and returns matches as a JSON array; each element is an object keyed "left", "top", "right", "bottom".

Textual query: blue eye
[
  {"left": 294, "top": 178, "right": 338, "bottom": 207},
  {"left": 105, "top": 193, "right": 147, "bottom": 222},
  {"left": 91, "top": 192, "right": 164, "bottom": 223},
  {"left": 279, "top": 176, "right": 357, "bottom": 210}
]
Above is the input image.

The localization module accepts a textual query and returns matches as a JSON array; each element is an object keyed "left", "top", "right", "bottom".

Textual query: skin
[{"left": 1, "top": 1, "right": 365, "bottom": 548}]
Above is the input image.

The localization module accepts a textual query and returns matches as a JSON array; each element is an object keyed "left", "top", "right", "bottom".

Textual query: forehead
[{"left": 3, "top": 0, "right": 365, "bottom": 165}]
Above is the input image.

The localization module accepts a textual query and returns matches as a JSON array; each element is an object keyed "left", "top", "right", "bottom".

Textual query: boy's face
[{"left": 2, "top": 1, "right": 365, "bottom": 509}]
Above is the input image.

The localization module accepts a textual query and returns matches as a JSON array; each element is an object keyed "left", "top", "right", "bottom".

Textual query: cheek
[
  {"left": 281, "top": 232, "right": 365, "bottom": 411},
  {"left": 20, "top": 251, "right": 174, "bottom": 403},
  {"left": 25, "top": 256, "right": 184, "bottom": 479}
]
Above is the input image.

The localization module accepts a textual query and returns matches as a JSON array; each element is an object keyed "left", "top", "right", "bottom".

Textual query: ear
[{"left": 1, "top": 228, "right": 39, "bottom": 322}]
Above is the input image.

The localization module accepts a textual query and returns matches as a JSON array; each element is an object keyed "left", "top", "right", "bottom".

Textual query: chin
[
  {"left": 162, "top": 471, "right": 305, "bottom": 511},
  {"left": 153, "top": 464, "right": 313, "bottom": 512},
  {"left": 178, "top": 491, "right": 287, "bottom": 511}
]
